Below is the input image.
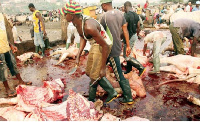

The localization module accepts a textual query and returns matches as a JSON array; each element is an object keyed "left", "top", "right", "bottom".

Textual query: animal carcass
[
  {"left": 0, "top": 78, "right": 66, "bottom": 112},
  {"left": 97, "top": 68, "right": 146, "bottom": 98},
  {"left": 160, "top": 55, "right": 200, "bottom": 74},
  {"left": 50, "top": 46, "right": 79, "bottom": 65},
  {"left": 17, "top": 52, "right": 42, "bottom": 63}
]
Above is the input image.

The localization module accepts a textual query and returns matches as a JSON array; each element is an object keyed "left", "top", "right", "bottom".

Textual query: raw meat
[
  {"left": 124, "top": 71, "right": 146, "bottom": 98},
  {"left": 17, "top": 52, "right": 42, "bottom": 62},
  {"left": 0, "top": 79, "right": 66, "bottom": 112},
  {"left": 100, "top": 113, "right": 121, "bottom": 121},
  {"left": 160, "top": 55, "right": 200, "bottom": 73},
  {"left": 50, "top": 46, "right": 79, "bottom": 65},
  {"left": 66, "top": 89, "right": 102, "bottom": 121},
  {"left": 123, "top": 116, "right": 149, "bottom": 121},
  {"left": 97, "top": 68, "right": 146, "bottom": 98},
  {"left": 0, "top": 107, "right": 27, "bottom": 121}
]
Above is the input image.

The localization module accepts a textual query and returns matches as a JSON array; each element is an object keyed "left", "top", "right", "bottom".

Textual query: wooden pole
[{"left": 61, "top": 15, "right": 68, "bottom": 41}]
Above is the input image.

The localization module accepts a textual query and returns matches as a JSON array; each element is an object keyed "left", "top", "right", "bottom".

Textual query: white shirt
[{"left": 144, "top": 31, "right": 167, "bottom": 44}]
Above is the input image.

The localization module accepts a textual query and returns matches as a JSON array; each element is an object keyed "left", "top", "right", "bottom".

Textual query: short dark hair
[
  {"left": 28, "top": 3, "right": 35, "bottom": 8},
  {"left": 124, "top": 1, "right": 132, "bottom": 7}
]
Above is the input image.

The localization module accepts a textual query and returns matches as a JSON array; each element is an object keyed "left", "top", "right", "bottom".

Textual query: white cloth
[
  {"left": 144, "top": 31, "right": 167, "bottom": 44},
  {"left": 67, "top": 22, "right": 80, "bottom": 43},
  {"left": 185, "top": 5, "right": 191, "bottom": 12}
]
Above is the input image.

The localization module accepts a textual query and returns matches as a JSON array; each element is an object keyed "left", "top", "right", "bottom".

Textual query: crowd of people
[{"left": 0, "top": 0, "right": 200, "bottom": 108}]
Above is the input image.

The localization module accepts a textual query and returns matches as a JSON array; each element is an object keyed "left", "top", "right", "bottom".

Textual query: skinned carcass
[
  {"left": 50, "top": 46, "right": 79, "bottom": 65},
  {"left": 97, "top": 68, "right": 146, "bottom": 98},
  {"left": 17, "top": 52, "right": 42, "bottom": 63},
  {"left": 160, "top": 55, "right": 200, "bottom": 74}
]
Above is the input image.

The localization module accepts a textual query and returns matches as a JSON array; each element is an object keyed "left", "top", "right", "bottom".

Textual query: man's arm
[
  {"left": 143, "top": 43, "right": 147, "bottom": 56},
  {"left": 36, "top": 12, "right": 46, "bottom": 36},
  {"left": 137, "top": 21, "right": 141, "bottom": 35},
  {"left": 9, "top": 43, "right": 18, "bottom": 53},
  {"left": 122, "top": 23, "right": 131, "bottom": 56},
  {"left": 76, "top": 37, "right": 86, "bottom": 65}
]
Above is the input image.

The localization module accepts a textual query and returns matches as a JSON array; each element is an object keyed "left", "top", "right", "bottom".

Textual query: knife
[
  {"left": 90, "top": 77, "right": 101, "bottom": 87},
  {"left": 68, "top": 65, "right": 78, "bottom": 75}
]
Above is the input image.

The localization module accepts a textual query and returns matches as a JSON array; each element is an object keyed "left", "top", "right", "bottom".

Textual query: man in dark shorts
[{"left": 0, "top": 13, "right": 32, "bottom": 97}]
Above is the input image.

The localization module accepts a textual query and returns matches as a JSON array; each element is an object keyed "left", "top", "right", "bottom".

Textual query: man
[
  {"left": 185, "top": 2, "right": 192, "bottom": 12},
  {"left": 66, "top": 22, "right": 80, "bottom": 49},
  {"left": 192, "top": 1, "right": 200, "bottom": 11},
  {"left": 100, "top": 0, "right": 133, "bottom": 104},
  {"left": 144, "top": 0, "right": 149, "bottom": 9},
  {"left": 0, "top": 13, "right": 32, "bottom": 97},
  {"left": 60, "top": 1, "right": 119, "bottom": 103},
  {"left": 142, "top": 31, "right": 167, "bottom": 74},
  {"left": 28, "top": 3, "right": 46, "bottom": 57},
  {"left": 136, "top": 4, "right": 142, "bottom": 15},
  {"left": 123, "top": 1, "right": 145, "bottom": 76},
  {"left": 169, "top": 19, "right": 200, "bottom": 56}
]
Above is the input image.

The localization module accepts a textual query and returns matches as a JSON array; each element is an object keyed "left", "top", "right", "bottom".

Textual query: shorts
[
  {"left": 85, "top": 44, "right": 111, "bottom": 80},
  {"left": 34, "top": 32, "right": 45, "bottom": 48},
  {"left": 0, "top": 51, "right": 19, "bottom": 82}
]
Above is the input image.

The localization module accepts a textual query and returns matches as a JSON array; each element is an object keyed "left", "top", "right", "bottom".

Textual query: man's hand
[
  {"left": 143, "top": 53, "right": 146, "bottom": 56},
  {"left": 43, "top": 31, "right": 47, "bottom": 36},
  {"left": 99, "top": 66, "right": 106, "bottom": 78},
  {"left": 75, "top": 56, "right": 80, "bottom": 66},
  {"left": 126, "top": 46, "right": 131, "bottom": 57},
  {"left": 10, "top": 45, "right": 18, "bottom": 53},
  {"left": 0, "top": 60, "right": 2, "bottom": 63}
]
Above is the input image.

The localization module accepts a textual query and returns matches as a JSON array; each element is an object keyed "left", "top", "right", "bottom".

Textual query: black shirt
[{"left": 124, "top": 11, "right": 139, "bottom": 38}]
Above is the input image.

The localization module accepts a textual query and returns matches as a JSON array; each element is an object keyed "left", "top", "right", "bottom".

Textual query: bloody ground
[{"left": 1, "top": 30, "right": 200, "bottom": 121}]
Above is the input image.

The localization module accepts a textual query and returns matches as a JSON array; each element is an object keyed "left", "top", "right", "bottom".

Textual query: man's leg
[
  {"left": 126, "top": 34, "right": 145, "bottom": 76},
  {"left": 169, "top": 24, "right": 185, "bottom": 55},
  {"left": 5, "top": 51, "right": 32, "bottom": 85},
  {"left": 0, "top": 53, "right": 16, "bottom": 97},
  {"left": 38, "top": 32, "right": 45, "bottom": 56},
  {"left": 88, "top": 45, "right": 118, "bottom": 103},
  {"left": 34, "top": 32, "right": 40, "bottom": 53},
  {"left": 109, "top": 56, "right": 133, "bottom": 104}
]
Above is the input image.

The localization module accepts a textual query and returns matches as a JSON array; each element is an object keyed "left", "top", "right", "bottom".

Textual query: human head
[
  {"left": 196, "top": 1, "right": 200, "bottom": 7},
  {"left": 100, "top": 0, "right": 113, "bottom": 12},
  {"left": 137, "top": 4, "right": 140, "bottom": 7},
  {"left": 60, "top": 0, "right": 82, "bottom": 22},
  {"left": 188, "top": 2, "right": 191, "bottom": 6},
  {"left": 124, "top": 1, "right": 132, "bottom": 13},
  {"left": 28, "top": 3, "right": 35, "bottom": 12}
]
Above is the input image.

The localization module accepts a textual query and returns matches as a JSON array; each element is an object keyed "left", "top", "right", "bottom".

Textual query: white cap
[{"left": 196, "top": 1, "right": 200, "bottom": 4}]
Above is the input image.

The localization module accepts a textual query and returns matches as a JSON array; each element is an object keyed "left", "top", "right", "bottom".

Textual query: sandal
[{"left": 8, "top": 90, "right": 17, "bottom": 97}]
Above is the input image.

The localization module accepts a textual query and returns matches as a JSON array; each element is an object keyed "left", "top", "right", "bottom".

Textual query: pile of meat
[{"left": 0, "top": 79, "right": 102, "bottom": 121}]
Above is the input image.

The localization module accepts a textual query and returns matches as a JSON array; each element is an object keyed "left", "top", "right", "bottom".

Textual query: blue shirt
[{"left": 192, "top": 7, "right": 200, "bottom": 11}]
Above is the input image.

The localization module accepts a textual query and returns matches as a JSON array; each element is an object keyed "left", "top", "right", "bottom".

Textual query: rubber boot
[
  {"left": 191, "top": 43, "right": 196, "bottom": 56},
  {"left": 88, "top": 82, "right": 98, "bottom": 102},
  {"left": 149, "top": 56, "right": 160, "bottom": 74},
  {"left": 118, "top": 79, "right": 134, "bottom": 105},
  {"left": 35, "top": 46, "right": 39, "bottom": 53},
  {"left": 66, "top": 43, "right": 70, "bottom": 49},
  {"left": 98, "top": 77, "right": 119, "bottom": 103},
  {"left": 126, "top": 57, "right": 146, "bottom": 77},
  {"left": 45, "top": 38, "right": 52, "bottom": 49},
  {"left": 76, "top": 43, "right": 80, "bottom": 48},
  {"left": 41, "top": 47, "right": 45, "bottom": 57}
]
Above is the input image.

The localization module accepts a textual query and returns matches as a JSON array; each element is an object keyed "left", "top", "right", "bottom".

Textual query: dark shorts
[{"left": 0, "top": 51, "right": 19, "bottom": 82}]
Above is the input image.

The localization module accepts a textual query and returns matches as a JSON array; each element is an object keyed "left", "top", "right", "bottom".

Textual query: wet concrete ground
[{"left": 1, "top": 30, "right": 200, "bottom": 120}]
